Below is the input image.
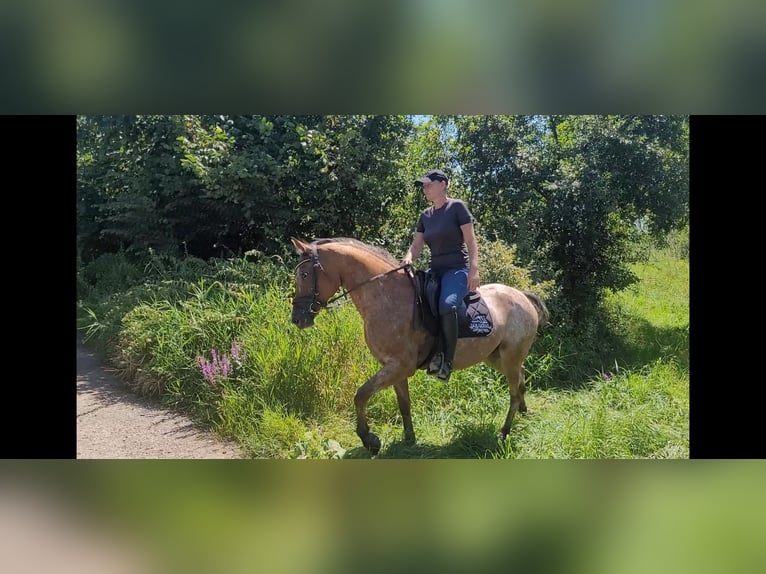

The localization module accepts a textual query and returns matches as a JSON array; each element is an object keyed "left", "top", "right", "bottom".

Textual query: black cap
[{"left": 414, "top": 169, "right": 449, "bottom": 186}]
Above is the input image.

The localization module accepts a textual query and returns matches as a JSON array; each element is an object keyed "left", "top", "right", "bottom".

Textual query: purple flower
[
  {"left": 196, "top": 342, "right": 244, "bottom": 386},
  {"left": 230, "top": 341, "right": 247, "bottom": 364},
  {"left": 196, "top": 356, "right": 217, "bottom": 385}
]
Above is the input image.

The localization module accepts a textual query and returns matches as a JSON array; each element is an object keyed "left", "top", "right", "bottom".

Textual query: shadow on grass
[
  {"left": 342, "top": 421, "right": 508, "bottom": 459},
  {"left": 539, "top": 312, "right": 689, "bottom": 392},
  {"left": 619, "top": 319, "right": 689, "bottom": 370}
]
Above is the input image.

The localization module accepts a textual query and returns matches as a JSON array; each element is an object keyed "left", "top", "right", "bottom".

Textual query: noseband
[{"left": 293, "top": 243, "right": 326, "bottom": 315}]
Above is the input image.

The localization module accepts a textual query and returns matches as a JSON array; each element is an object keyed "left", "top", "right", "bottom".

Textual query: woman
[{"left": 402, "top": 169, "right": 480, "bottom": 381}]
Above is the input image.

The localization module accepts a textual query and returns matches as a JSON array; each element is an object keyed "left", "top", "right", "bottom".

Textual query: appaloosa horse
[{"left": 290, "top": 237, "right": 549, "bottom": 454}]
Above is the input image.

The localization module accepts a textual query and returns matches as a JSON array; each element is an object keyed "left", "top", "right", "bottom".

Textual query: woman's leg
[
  {"left": 436, "top": 268, "right": 468, "bottom": 381},
  {"left": 438, "top": 268, "right": 469, "bottom": 318}
]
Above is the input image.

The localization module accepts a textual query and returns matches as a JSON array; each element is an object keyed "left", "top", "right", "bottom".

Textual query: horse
[{"left": 290, "top": 237, "right": 549, "bottom": 455}]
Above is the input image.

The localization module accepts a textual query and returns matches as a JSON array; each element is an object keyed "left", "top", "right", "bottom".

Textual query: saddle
[{"left": 407, "top": 268, "right": 494, "bottom": 339}]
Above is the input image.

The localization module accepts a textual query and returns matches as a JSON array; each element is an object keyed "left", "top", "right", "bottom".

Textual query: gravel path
[{"left": 76, "top": 341, "right": 242, "bottom": 459}]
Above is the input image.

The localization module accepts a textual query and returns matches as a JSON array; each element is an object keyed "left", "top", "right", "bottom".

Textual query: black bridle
[
  {"left": 292, "top": 243, "right": 410, "bottom": 316},
  {"left": 293, "top": 243, "right": 327, "bottom": 315}
]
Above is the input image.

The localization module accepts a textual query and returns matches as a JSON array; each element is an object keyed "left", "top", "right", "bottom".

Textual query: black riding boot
[
  {"left": 436, "top": 307, "right": 458, "bottom": 381},
  {"left": 427, "top": 346, "right": 443, "bottom": 375}
]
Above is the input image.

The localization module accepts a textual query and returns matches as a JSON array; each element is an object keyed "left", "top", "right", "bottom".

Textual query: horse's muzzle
[{"left": 291, "top": 307, "right": 315, "bottom": 329}]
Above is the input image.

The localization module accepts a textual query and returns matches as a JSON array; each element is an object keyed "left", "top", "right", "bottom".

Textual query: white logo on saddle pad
[{"left": 469, "top": 314, "right": 492, "bottom": 334}]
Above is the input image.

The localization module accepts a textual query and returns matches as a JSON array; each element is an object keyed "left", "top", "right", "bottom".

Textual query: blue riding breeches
[{"left": 434, "top": 267, "right": 469, "bottom": 317}]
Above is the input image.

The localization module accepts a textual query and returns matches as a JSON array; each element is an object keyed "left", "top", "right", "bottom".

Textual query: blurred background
[
  {"left": 4, "top": 1, "right": 760, "bottom": 571},
  {"left": 1, "top": 0, "right": 764, "bottom": 112},
  {"left": 2, "top": 460, "right": 765, "bottom": 574}
]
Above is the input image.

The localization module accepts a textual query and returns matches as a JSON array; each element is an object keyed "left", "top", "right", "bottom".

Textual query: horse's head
[{"left": 290, "top": 238, "right": 340, "bottom": 328}]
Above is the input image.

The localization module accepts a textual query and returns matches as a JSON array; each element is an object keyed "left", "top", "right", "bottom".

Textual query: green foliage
[
  {"left": 537, "top": 115, "right": 688, "bottom": 318},
  {"left": 449, "top": 114, "right": 688, "bottom": 320},
  {"left": 78, "top": 114, "right": 688, "bottom": 325},
  {"left": 478, "top": 235, "right": 555, "bottom": 298},
  {"left": 653, "top": 224, "right": 689, "bottom": 260},
  {"left": 77, "top": 115, "right": 203, "bottom": 259},
  {"left": 78, "top": 114, "right": 413, "bottom": 262},
  {"left": 452, "top": 115, "right": 554, "bottom": 251},
  {"left": 78, "top": 252, "right": 144, "bottom": 299},
  {"left": 79, "top": 254, "right": 376, "bottom": 454},
  {"left": 496, "top": 359, "right": 688, "bottom": 459},
  {"left": 377, "top": 119, "right": 445, "bottom": 255}
]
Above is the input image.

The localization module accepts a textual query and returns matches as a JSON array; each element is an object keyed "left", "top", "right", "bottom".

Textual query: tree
[
  {"left": 451, "top": 115, "right": 556, "bottom": 263},
  {"left": 77, "top": 115, "right": 218, "bottom": 259},
  {"left": 538, "top": 115, "right": 688, "bottom": 317},
  {"left": 77, "top": 115, "right": 414, "bottom": 261},
  {"left": 452, "top": 115, "right": 689, "bottom": 321},
  {"left": 78, "top": 114, "right": 689, "bottom": 324}
]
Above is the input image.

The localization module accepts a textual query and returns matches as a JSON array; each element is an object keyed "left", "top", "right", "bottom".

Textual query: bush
[
  {"left": 658, "top": 225, "right": 689, "bottom": 260},
  {"left": 78, "top": 252, "right": 143, "bottom": 299},
  {"left": 479, "top": 237, "right": 555, "bottom": 299}
]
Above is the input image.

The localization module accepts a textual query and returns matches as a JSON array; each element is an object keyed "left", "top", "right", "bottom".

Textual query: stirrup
[
  {"left": 427, "top": 352, "right": 444, "bottom": 375},
  {"left": 436, "top": 360, "right": 453, "bottom": 381}
]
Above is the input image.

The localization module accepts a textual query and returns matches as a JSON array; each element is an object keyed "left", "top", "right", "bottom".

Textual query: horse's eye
[{"left": 301, "top": 271, "right": 309, "bottom": 279}]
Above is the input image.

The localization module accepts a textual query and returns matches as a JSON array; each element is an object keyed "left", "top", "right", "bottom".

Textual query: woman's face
[{"left": 422, "top": 179, "right": 446, "bottom": 202}]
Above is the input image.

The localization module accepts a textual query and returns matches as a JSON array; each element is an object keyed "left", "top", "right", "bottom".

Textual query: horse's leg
[
  {"left": 518, "top": 368, "right": 528, "bottom": 414},
  {"left": 354, "top": 363, "right": 411, "bottom": 454},
  {"left": 393, "top": 380, "right": 415, "bottom": 444},
  {"left": 499, "top": 359, "right": 526, "bottom": 440},
  {"left": 485, "top": 347, "right": 527, "bottom": 441}
]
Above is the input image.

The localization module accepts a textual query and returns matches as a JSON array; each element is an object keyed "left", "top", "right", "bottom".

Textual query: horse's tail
[{"left": 523, "top": 291, "right": 550, "bottom": 328}]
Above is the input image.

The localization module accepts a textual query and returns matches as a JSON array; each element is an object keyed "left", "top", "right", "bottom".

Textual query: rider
[{"left": 401, "top": 169, "right": 480, "bottom": 382}]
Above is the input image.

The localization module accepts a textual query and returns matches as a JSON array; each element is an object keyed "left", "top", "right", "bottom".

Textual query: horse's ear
[{"left": 290, "top": 237, "right": 310, "bottom": 254}]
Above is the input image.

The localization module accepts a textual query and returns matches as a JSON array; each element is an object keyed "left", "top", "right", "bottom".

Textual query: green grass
[
  {"left": 494, "top": 360, "right": 688, "bottom": 458},
  {"left": 78, "top": 238, "right": 689, "bottom": 459},
  {"left": 603, "top": 250, "right": 689, "bottom": 370}
]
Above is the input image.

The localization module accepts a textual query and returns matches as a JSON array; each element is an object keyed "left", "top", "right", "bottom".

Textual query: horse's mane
[{"left": 313, "top": 238, "right": 398, "bottom": 267}]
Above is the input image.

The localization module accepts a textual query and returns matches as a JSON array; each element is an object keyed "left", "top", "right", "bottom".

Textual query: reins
[
  {"left": 295, "top": 244, "right": 411, "bottom": 313},
  {"left": 325, "top": 262, "right": 411, "bottom": 308}
]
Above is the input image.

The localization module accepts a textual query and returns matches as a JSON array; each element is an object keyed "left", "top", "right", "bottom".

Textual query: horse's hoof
[
  {"left": 519, "top": 403, "right": 528, "bottom": 414},
  {"left": 497, "top": 430, "right": 509, "bottom": 442},
  {"left": 363, "top": 433, "right": 381, "bottom": 455}
]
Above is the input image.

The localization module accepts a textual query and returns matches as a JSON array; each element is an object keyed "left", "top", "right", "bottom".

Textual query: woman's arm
[
  {"left": 402, "top": 231, "right": 425, "bottom": 265},
  {"left": 461, "top": 222, "right": 480, "bottom": 291}
]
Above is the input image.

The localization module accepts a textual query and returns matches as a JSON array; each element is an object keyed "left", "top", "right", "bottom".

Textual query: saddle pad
[
  {"left": 410, "top": 268, "right": 493, "bottom": 338},
  {"left": 458, "top": 292, "right": 494, "bottom": 338}
]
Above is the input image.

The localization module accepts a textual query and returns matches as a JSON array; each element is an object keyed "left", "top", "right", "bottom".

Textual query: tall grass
[
  {"left": 102, "top": 277, "right": 380, "bottom": 457},
  {"left": 78, "top": 232, "right": 688, "bottom": 458},
  {"left": 492, "top": 359, "right": 688, "bottom": 459}
]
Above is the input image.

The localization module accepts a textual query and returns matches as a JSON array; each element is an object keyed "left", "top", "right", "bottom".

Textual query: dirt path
[{"left": 76, "top": 341, "right": 242, "bottom": 459}]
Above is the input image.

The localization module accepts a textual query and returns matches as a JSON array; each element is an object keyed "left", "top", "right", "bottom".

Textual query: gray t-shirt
[{"left": 416, "top": 198, "right": 474, "bottom": 272}]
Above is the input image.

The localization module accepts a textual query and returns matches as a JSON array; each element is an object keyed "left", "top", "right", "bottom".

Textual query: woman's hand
[
  {"left": 461, "top": 223, "right": 480, "bottom": 291},
  {"left": 403, "top": 232, "right": 425, "bottom": 267},
  {"left": 468, "top": 267, "right": 480, "bottom": 291}
]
